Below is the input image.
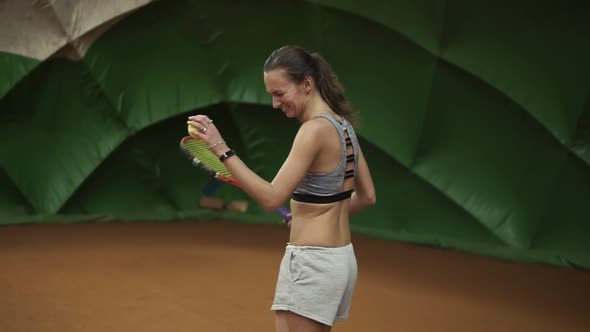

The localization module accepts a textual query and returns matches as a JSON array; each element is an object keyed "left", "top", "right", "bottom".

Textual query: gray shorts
[{"left": 270, "top": 243, "right": 358, "bottom": 326}]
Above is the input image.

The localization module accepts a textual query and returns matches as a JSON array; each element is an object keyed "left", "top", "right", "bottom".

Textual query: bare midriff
[{"left": 287, "top": 199, "right": 351, "bottom": 247}]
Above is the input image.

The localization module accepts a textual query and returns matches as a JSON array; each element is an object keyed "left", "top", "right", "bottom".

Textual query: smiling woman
[
  {"left": 1, "top": 5, "right": 589, "bottom": 332},
  {"left": 263, "top": 46, "right": 357, "bottom": 125},
  {"left": 187, "top": 45, "right": 376, "bottom": 331},
  {"left": 264, "top": 70, "right": 298, "bottom": 118}
]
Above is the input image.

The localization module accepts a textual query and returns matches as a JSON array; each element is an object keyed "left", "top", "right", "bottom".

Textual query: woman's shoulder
[{"left": 299, "top": 116, "right": 333, "bottom": 132}]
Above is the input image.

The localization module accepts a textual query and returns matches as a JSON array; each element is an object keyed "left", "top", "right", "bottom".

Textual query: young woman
[{"left": 187, "top": 45, "right": 376, "bottom": 332}]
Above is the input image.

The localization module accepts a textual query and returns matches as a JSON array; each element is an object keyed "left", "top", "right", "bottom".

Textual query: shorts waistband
[{"left": 285, "top": 242, "right": 353, "bottom": 254}]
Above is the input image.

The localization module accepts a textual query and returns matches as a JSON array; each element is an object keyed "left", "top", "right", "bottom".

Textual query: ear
[{"left": 303, "top": 76, "right": 313, "bottom": 93}]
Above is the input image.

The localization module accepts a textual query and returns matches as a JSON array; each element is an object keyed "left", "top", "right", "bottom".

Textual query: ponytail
[{"left": 310, "top": 53, "right": 357, "bottom": 125}]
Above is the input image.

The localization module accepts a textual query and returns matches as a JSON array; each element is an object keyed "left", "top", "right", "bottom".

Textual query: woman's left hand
[{"left": 187, "top": 115, "right": 228, "bottom": 156}]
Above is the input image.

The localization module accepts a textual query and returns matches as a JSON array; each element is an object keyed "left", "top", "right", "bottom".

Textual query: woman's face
[{"left": 264, "top": 69, "right": 310, "bottom": 119}]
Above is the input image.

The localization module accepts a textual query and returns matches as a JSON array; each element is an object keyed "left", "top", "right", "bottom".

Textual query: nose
[{"left": 272, "top": 97, "right": 281, "bottom": 109}]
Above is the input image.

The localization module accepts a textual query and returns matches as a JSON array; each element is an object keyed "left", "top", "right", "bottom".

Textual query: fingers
[
  {"left": 187, "top": 120, "right": 208, "bottom": 133},
  {"left": 187, "top": 115, "right": 223, "bottom": 144},
  {"left": 187, "top": 115, "right": 215, "bottom": 132},
  {"left": 190, "top": 130, "right": 206, "bottom": 140},
  {"left": 188, "top": 115, "right": 213, "bottom": 125}
]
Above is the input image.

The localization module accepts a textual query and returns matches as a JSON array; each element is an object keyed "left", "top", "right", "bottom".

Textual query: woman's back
[{"left": 289, "top": 114, "right": 358, "bottom": 247}]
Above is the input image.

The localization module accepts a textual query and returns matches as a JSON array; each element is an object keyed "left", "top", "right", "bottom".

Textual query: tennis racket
[{"left": 179, "top": 136, "right": 292, "bottom": 224}]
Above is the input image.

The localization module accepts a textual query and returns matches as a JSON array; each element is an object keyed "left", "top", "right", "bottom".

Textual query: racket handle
[{"left": 276, "top": 206, "right": 292, "bottom": 224}]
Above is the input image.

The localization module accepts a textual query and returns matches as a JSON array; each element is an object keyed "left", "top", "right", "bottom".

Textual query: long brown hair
[{"left": 263, "top": 45, "right": 357, "bottom": 125}]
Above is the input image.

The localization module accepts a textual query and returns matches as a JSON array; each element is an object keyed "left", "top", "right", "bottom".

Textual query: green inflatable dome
[{"left": 1, "top": 0, "right": 589, "bottom": 268}]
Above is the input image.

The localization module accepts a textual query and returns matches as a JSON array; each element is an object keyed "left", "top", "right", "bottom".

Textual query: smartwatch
[{"left": 219, "top": 149, "right": 236, "bottom": 162}]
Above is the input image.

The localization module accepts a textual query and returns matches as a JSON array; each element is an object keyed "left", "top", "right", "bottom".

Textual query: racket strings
[{"left": 183, "top": 139, "right": 233, "bottom": 177}]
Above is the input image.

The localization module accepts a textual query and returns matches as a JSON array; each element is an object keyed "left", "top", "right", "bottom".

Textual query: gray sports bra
[{"left": 291, "top": 114, "right": 359, "bottom": 204}]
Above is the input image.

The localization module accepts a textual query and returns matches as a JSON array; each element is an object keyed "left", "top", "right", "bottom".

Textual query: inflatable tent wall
[{"left": 1, "top": 0, "right": 589, "bottom": 268}]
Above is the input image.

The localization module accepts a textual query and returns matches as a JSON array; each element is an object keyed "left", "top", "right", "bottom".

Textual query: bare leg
[{"left": 275, "top": 310, "right": 332, "bottom": 332}]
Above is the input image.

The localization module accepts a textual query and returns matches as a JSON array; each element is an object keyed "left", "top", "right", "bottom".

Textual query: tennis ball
[{"left": 187, "top": 124, "right": 200, "bottom": 138}]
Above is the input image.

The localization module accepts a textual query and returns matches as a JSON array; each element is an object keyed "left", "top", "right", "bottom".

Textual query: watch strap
[{"left": 219, "top": 149, "right": 236, "bottom": 162}]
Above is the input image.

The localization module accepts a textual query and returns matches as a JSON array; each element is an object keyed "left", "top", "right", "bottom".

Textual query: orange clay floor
[{"left": 1, "top": 220, "right": 589, "bottom": 332}]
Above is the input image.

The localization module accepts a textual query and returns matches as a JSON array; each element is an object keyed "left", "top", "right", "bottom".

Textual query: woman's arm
[
  {"left": 348, "top": 146, "right": 376, "bottom": 215},
  {"left": 188, "top": 115, "right": 323, "bottom": 211}
]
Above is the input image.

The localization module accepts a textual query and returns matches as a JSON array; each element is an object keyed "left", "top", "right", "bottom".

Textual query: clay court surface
[{"left": 1, "top": 220, "right": 588, "bottom": 332}]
